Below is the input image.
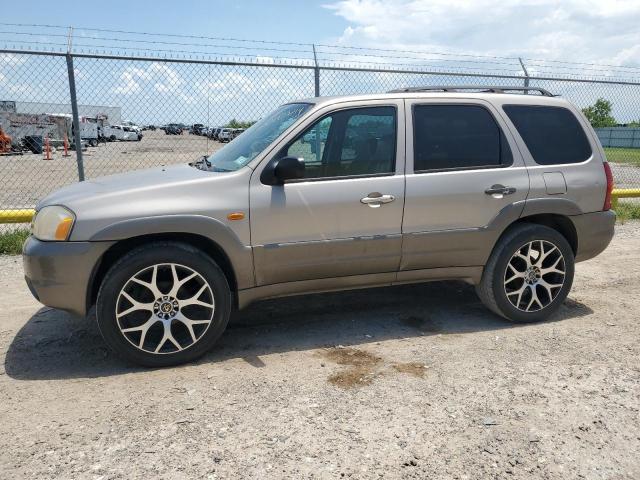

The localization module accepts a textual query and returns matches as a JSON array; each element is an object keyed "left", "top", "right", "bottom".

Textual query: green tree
[
  {"left": 628, "top": 120, "right": 640, "bottom": 127},
  {"left": 225, "top": 118, "right": 256, "bottom": 129},
  {"left": 582, "top": 98, "right": 616, "bottom": 128}
]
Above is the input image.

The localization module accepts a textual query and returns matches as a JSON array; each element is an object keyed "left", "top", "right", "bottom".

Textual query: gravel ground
[{"left": 0, "top": 222, "right": 639, "bottom": 479}]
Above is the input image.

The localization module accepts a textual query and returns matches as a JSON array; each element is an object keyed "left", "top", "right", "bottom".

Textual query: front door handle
[
  {"left": 484, "top": 184, "right": 517, "bottom": 196},
  {"left": 361, "top": 192, "right": 395, "bottom": 208}
]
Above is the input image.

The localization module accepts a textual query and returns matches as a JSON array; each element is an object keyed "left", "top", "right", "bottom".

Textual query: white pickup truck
[{"left": 104, "top": 125, "right": 141, "bottom": 142}]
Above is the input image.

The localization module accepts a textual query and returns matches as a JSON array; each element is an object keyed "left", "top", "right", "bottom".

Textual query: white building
[{"left": 13, "top": 101, "right": 122, "bottom": 125}]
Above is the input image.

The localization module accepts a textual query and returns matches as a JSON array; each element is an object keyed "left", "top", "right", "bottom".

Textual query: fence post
[
  {"left": 519, "top": 57, "right": 530, "bottom": 92},
  {"left": 65, "top": 27, "right": 85, "bottom": 181},
  {"left": 312, "top": 44, "right": 320, "bottom": 97}
]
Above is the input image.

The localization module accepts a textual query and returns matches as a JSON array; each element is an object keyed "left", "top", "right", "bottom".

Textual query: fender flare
[{"left": 90, "top": 214, "right": 255, "bottom": 289}]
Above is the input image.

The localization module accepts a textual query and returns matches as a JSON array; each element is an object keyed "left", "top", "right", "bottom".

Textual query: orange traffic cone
[
  {"left": 63, "top": 134, "right": 70, "bottom": 157},
  {"left": 43, "top": 137, "right": 51, "bottom": 160}
]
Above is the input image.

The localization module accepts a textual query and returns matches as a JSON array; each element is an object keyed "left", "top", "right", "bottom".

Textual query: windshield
[{"left": 204, "top": 102, "right": 312, "bottom": 172}]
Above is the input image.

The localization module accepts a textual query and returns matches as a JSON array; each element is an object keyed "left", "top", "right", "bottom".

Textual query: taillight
[{"left": 603, "top": 162, "right": 614, "bottom": 211}]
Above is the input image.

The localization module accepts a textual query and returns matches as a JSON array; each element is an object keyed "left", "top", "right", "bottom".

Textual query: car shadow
[{"left": 4, "top": 281, "right": 593, "bottom": 381}]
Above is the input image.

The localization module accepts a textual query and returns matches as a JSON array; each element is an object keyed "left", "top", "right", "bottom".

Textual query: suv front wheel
[
  {"left": 96, "top": 242, "right": 231, "bottom": 367},
  {"left": 477, "top": 223, "right": 575, "bottom": 323}
]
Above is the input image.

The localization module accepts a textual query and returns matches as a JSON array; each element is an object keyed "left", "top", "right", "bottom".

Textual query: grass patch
[
  {"left": 616, "top": 201, "right": 640, "bottom": 224},
  {"left": 604, "top": 147, "right": 640, "bottom": 166},
  {"left": 0, "top": 228, "right": 30, "bottom": 255}
]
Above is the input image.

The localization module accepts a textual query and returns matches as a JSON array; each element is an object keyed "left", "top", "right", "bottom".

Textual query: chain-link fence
[{"left": 2, "top": 44, "right": 640, "bottom": 231}]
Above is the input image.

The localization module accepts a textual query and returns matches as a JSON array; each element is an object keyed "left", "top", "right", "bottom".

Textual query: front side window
[
  {"left": 413, "top": 104, "right": 513, "bottom": 172},
  {"left": 503, "top": 105, "right": 592, "bottom": 165},
  {"left": 279, "top": 106, "right": 396, "bottom": 180}
]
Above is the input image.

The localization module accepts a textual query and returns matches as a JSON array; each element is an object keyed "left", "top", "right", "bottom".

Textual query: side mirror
[{"left": 261, "top": 156, "right": 305, "bottom": 185}]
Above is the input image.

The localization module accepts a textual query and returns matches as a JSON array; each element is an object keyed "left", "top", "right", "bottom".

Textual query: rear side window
[
  {"left": 503, "top": 105, "right": 592, "bottom": 165},
  {"left": 413, "top": 104, "right": 513, "bottom": 172}
]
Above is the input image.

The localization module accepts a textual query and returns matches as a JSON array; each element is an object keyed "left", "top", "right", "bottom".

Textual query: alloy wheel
[
  {"left": 115, "top": 263, "right": 215, "bottom": 354},
  {"left": 503, "top": 240, "right": 566, "bottom": 312}
]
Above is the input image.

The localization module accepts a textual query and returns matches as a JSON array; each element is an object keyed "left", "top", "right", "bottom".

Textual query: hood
[
  {"left": 38, "top": 164, "right": 213, "bottom": 209},
  {"left": 37, "top": 163, "right": 252, "bottom": 241}
]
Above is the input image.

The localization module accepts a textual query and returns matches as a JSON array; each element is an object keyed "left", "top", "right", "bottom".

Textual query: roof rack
[{"left": 387, "top": 86, "right": 554, "bottom": 97}]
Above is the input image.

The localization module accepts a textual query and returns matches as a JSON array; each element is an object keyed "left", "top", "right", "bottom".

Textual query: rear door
[{"left": 401, "top": 98, "right": 530, "bottom": 271}]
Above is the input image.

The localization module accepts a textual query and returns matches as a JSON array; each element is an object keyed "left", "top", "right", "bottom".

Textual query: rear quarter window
[{"left": 503, "top": 105, "right": 592, "bottom": 165}]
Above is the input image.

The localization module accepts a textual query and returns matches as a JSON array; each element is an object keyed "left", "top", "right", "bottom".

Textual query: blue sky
[{"left": 2, "top": 0, "right": 348, "bottom": 46}]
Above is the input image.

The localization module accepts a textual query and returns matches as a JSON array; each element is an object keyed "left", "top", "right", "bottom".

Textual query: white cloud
[
  {"left": 323, "top": 0, "right": 640, "bottom": 69},
  {"left": 112, "top": 63, "right": 195, "bottom": 100},
  {"left": 113, "top": 66, "right": 150, "bottom": 94}
]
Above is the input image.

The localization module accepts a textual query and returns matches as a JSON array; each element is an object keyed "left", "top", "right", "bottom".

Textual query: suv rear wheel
[
  {"left": 477, "top": 223, "right": 575, "bottom": 323},
  {"left": 96, "top": 242, "right": 231, "bottom": 367}
]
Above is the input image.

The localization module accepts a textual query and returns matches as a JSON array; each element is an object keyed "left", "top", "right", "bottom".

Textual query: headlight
[{"left": 32, "top": 206, "right": 76, "bottom": 241}]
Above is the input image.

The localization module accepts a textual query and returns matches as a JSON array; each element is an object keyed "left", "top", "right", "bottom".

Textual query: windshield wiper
[{"left": 189, "top": 155, "right": 211, "bottom": 170}]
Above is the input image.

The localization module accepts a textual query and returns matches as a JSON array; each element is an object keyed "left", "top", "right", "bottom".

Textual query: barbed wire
[{"left": 1, "top": 22, "right": 640, "bottom": 82}]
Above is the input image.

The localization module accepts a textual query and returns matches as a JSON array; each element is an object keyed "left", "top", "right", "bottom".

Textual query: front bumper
[
  {"left": 22, "top": 236, "right": 114, "bottom": 317},
  {"left": 571, "top": 210, "right": 616, "bottom": 263}
]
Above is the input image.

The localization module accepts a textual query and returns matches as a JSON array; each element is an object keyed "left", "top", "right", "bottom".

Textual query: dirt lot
[{"left": 0, "top": 223, "right": 639, "bottom": 479}]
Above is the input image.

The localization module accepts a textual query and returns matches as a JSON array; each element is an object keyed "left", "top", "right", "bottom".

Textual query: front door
[
  {"left": 401, "top": 99, "right": 530, "bottom": 271},
  {"left": 250, "top": 101, "right": 405, "bottom": 286}
]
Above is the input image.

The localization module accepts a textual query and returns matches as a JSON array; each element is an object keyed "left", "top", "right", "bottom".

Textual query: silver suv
[{"left": 23, "top": 86, "right": 615, "bottom": 367}]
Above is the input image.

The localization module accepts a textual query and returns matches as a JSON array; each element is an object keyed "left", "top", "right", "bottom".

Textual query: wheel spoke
[
  {"left": 540, "top": 256, "right": 565, "bottom": 276},
  {"left": 121, "top": 317, "right": 158, "bottom": 348},
  {"left": 505, "top": 263, "right": 525, "bottom": 285},
  {"left": 155, "top": 322, "right": 183, "bottom": 353},
  {"left": 168, "top": 267, "right": 198, "bottom": 298},
  {"left": 538, "top": 279, "right": 563, "bottom": 299},
  {"left": 117, "top": 291, "right": 154, "bottom": 318},
  {"left": 129, "top": 265, "right": 162, "bottom": 298},
  {"left": 506, "top": 284, "right": 527, "bottom": 309},
  {"left": 179, "top": 283, "right": 214, "bottom": 309},
  {"left": 174, "top": 312, "right": 211, "bottom": 343},
  {"left": 537, "top": 244, "right": 557, "bottom": 266},
  {"left": 526, "top": 285, "right": 543, "bottom": 312},
  {"left": 527, "top": 242, "right": 536, "bottom": 265}
]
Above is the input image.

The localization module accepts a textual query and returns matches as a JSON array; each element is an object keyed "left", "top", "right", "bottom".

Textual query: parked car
[
  {"left": 230, "top": 128, "right": 245, "bottom": 140},
  {"left": 218, "top": 128, "right": 233, "bottom": 142},
  {"left": 104, "top": 125, "right": 139, "bottom": 142},
  {"left": 122, "top": 126, "right": 143, "bottom": 141},
  {"left": 165, "top": 124, "right": 183, "bottom": 135},
  {"left": 190, "top": 124, "right": 205, "bottom": 135},
  {"left": 23, "top": 86, "right": 615, "bottom": 367}
]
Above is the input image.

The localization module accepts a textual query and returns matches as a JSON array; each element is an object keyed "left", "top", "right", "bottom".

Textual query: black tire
[
  {"left": 96, "top": 242, "right": 231, "bottom": 367},
  {"left": 476, "top": 223, "right": 575, "bottom": 323}
]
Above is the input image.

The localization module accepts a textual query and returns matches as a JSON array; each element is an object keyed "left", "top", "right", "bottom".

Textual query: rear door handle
[
  {"left": 361, "top": 192, "right": 395, "bottom": 208},
  {"left": 484, "top": 184, "right": 517, "bottom": 196}
]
